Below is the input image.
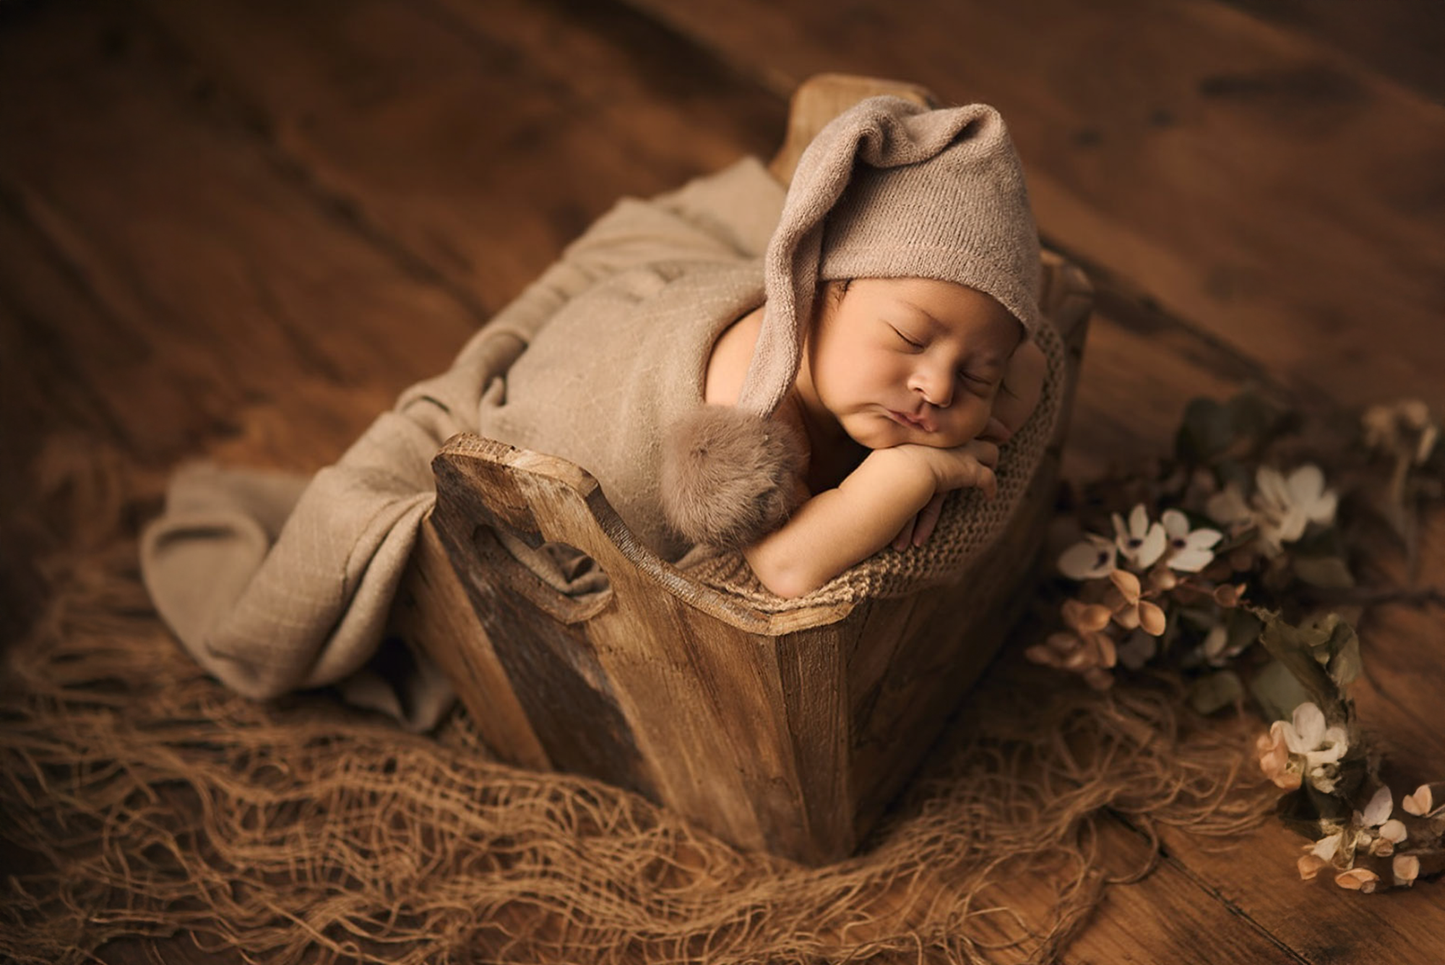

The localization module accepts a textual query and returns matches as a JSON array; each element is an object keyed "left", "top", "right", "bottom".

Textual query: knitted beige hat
[{"left": 737, "top": 96, "right": 1042, "bottom": 418}]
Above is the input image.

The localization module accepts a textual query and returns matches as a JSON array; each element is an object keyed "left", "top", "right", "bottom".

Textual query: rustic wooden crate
[{"left": 391, "top": 76, "right": 1093, "bottom": 864}]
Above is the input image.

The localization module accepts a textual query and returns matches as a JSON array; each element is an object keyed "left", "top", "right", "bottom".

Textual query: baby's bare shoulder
[{"left": 703, "top": 304, "right": 766, "bottom": 406}]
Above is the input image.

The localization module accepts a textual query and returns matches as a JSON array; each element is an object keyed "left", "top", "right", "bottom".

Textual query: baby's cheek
[{"left": 940, "top": 398, "right": 991, "bottom": 446}]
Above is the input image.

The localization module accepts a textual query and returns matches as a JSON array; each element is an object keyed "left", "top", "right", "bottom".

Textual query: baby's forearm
[{"left": 744, "top": 448, "right": 935, "bottom": 599}]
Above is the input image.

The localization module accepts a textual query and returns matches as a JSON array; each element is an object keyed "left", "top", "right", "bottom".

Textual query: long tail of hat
[{"left": 735, "top": 96, "right": 1007, "bottom": 418}]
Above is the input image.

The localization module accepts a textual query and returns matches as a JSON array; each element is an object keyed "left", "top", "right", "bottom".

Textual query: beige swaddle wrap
[
  {"left": 140, "top": 99, "right": 1066, "bottom": 727},
  {"left": 141, "top": 159, "right": 785, "bottom": 730}
]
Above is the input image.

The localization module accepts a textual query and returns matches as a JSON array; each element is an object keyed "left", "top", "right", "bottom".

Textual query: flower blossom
[
  {"left": 1057, "top": 532, "right": 1118, "bottom": 580},
  {"left": 1402, "top": 783, "right": 1445, "bottom": 818},
  {"left": 1281, "top": 702, "right": 1349, "bottom": 793},
  {"left": 1160, "top": 509, "right": 1223, "bottom": 572},
  {"left": 1252, "top": 464, "right": 1338, "bottom": 554},
  {"left": 1026, "top": 598, "right": 1117, "bottom": 690},
  {"left": 1355, "top": 785, "right": 1409, "bottom": 858},
  {"left": 1297, "top": 829, "right": 1340, "bottom": 881},
  {"left": 1204, "top": 482, "right": 1254, "bottom": 536},
  {"left": 1104, "top": 569, "right": 1166, "bottom": 636},
  {"left": 1394, "top": 854, "right": 1421, "bottom": 887},
  {"left": 1256, "top": 721, "right": 1300, "bottom": 791},
  {"left": 1297, "top": 786, "right": 1408, "bottom": 887},
  {"left": 1334, "top": 867, "right": 1381, "bottom": 893},
  {"left": 1111, "top": 504, "right": 1166, "bottom": 571}
]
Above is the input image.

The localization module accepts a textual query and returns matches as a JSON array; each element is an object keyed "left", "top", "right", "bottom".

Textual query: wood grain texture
[
  {"left": 0, "top": 0, "right": 480, "bottom": 475},
  {"left": 390, "top": 516, "right": 552, "bottom": 771},
  {"left": 1, "top": 0, "right": 1441, "bottom": 960},
  {"left": 130, "top": 0, "right": 787, "bottom": 321},
  {"left": 1222, "top": 0, "right": 1445, "bottom": 106},
  {"left": 622, "top": 0, "right": 1445, "bottom": 415}
]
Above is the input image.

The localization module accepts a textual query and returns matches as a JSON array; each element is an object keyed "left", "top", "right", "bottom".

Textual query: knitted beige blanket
[{"left": 139, "top": 159, "right": 785, "bottom": 730}]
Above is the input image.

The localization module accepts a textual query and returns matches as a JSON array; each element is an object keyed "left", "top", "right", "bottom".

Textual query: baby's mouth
[{"left": 887, "top": 408, "right": 935, "bottom": 433}]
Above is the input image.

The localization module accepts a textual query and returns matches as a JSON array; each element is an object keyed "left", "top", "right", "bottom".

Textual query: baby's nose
[{"left": 914, "top": 369, "right": 954, "bottom": 408}]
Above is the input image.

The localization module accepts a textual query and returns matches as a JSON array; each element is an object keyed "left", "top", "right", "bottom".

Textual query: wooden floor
[{"left": 2, "top": 0, "right": 1444, "bottom": 962}]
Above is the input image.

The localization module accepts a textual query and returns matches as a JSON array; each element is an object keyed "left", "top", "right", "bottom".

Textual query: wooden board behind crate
[{"left": 2, "top": 0, "right": 1444, "bottom": 961}]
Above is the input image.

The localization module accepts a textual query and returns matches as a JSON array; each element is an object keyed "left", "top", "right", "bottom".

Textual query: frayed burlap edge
[{"left": 0, "top": 440, "right": 1272, "bottom": 965}]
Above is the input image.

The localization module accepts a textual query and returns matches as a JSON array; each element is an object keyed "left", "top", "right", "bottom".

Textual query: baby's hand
[
  {"left": 896, "top": 439, "right": 1000, "bottom": 499},
  {"left": 891, "top": 491, "right": 947, "bottom": 550},
  {"left": 885, "top": 440, "right": 998, "bottom": 549},
  {"left": 982, "top": 338, "right": 1046, "bottom": 444}
]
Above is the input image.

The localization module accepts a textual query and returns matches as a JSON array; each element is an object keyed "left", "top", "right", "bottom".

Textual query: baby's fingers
[
  {"left": 912, "top": 492, "right": 947, "bottom": 547},
  {"left": 978, "top": 464, "right": 997, "bottom": 501},
  {"left": 892, "top": 516, "right": 916, "bottom": 552},
  {"left": 964, "top": 439, "right": 1000, "bottom": 469}
]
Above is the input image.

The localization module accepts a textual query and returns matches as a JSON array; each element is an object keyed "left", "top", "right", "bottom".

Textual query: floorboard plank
[
  {"left": 1156, "top": 817, "right": 1445, "bottom": 964},
  {"left": 1221, "top": 0, "right": 1445, "bottom": 106},
  {"left": 0, "top": 2, "right": 482, "bottom": 473},
  {"left": 620, "top": 0, "right": 1445, "bottom": 415},
  {"left": 963, "top": 818, "right": 1308, "bottom": 965},
  {"left": 129, "top": 0, "right": 787, "bottom": 318}
]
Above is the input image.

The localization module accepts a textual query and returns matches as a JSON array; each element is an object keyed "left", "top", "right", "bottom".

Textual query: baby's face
[{"left": 801, "top": 277, "right": 1023, "bottom": 450}]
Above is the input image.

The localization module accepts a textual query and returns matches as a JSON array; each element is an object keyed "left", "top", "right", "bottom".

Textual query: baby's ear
[{"left": 660, "top": 406, "right": 806, "bottom": 550}]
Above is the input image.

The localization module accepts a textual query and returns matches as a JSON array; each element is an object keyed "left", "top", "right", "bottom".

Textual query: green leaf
[
  {"left": 1189, "top": 670, "right": 1244, "bottom": 715},
  {"left": 1225, "top": 608, "right": 1263, "bottom": 658},
  {"left": 1224, "top": 392, "right": 1283, "bottom": 445},
  {"left": 1248, "top": 658, "right": 1316, "bottom": 722},
  {"left": 1300, "top": 612, "right": 1360, "bottom": 670},
  {"left": 1291, "top": 554, "right": 1356, "bottom": 589},
  {"left": 1176, "top": 398, "right": 1235, "bottom": 464},
  {"left": 1248, "top": 606, "right": 1341, "bottom": 715},
  {"left": 1324, "top": 622, "right": 1363, "bottom": 689}
]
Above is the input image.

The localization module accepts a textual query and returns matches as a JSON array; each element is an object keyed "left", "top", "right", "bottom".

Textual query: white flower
[
  {"left": 1111, "top": 504, "right": 1166, "bottom": 571},
  {"left": 1253, "top": 464, "right": 1337, "bottom": 553},
  {"left": 1057, "top": 532, "right": 1118, "bottom": 580},
  {"left": 1402, "top": 783, "right": 1445, "bottom": 818},
  {"left": 1335, "top": 867, "right": 1380, "bottom": 893},
  {"left": 1160, "top": 509, "right": 1223, "bottom": 572},
  {"left": 1298, "top": 827, "right": 1342, "bottom": 880},
  {"left": 1281, "top": 702, "right": 1348, "bottom": 793},
  {"left": 1356, "top": 785, "right": 1409, "bottom": 857},
  {"left": 1258, "top": 722, "right": 1300, "bottom": 790}
]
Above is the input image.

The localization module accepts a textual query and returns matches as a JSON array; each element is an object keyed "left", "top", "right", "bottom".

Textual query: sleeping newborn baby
[
  {"left": 697, "top": 274, "right": 1045, "bottom": 598},
  {"left": 141, "top": 95, "right": 1062, "bottom": 727},
  {"left": 487, "top": 96, "right": 1053, "bottom": 597}
]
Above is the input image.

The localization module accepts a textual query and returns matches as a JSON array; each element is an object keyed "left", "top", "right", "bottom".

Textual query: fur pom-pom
[{"left": 660, "top": 406, "right": 806, "bottom": 550}]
